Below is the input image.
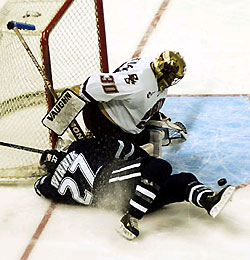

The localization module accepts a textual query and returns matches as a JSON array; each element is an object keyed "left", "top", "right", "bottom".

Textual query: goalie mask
[{"left": 152, "top": 51, "right": 186, "bottom": 91}]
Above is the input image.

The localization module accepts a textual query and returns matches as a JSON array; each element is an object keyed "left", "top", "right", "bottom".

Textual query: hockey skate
[
  {"left": 117, "top": 212, "right": 139, "bottom": 240},
  {"left": 200, "top": 185, "right": 235, "bottom": 218}
]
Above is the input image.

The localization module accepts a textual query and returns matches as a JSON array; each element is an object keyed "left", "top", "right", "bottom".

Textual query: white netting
[{"left": 0, "top": 0, "right": 106, "bottom": 183}]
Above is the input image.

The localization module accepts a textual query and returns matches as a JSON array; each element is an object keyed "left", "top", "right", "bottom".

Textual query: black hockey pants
[{"left": 92, "top": 156, "right": 200, "bottom": 217}]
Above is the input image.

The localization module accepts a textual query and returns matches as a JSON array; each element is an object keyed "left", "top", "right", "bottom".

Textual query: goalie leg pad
[{"left": 149, "top": 129, "right": 164, "bottom": 158}]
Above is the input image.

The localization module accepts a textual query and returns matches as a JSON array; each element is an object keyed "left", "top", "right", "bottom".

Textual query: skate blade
[
  {"left": 210, "top": 186, "right": 236, "bottom": 218},
  {"left": 116, "top": 223, "right": 137, "bottom": 240}
]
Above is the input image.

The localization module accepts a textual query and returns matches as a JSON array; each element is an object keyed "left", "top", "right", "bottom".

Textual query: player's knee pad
[{"left": 141, "top": 157, "right": 172, "bottom": 184}]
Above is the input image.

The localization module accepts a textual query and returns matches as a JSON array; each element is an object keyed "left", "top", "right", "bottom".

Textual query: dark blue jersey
[
  {"left": 34, "top": 138, "right": 204, "bottom": 219},
  {"left": 34, "top": 138, "right": 148, "bottom": 205}
]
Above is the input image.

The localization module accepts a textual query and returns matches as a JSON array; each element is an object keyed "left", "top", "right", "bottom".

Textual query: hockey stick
[
  {"left": 7, "top": 21, "right": 86, "bottom": 141},
  {"left": 0, "top": 141, "right": 43, "bottom": 154},
  {"left": 0, "top": 140, "right": 154, "bottom": 156}
]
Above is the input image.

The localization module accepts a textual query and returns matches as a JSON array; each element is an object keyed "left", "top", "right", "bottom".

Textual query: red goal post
[{"left": 0, "top": 0, "right": 109, "bottom": 183}]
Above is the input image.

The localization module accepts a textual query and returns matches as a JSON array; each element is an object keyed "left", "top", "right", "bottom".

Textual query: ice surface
[
  {"left": 0, "top": 0, "right": 250, "bottom": 259},
  {"left": 161, "top": 96, "right": 250, "bottom": 189}
]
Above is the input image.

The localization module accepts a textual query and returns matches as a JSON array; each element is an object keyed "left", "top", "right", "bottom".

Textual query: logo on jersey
[
  {"left": 46, "top": 154, "right": 58, "bottom": 163},
  {"left": 124, "top": 74, "right": 138, "bottom": 85},
  {"left": 147, "top": 91, "right": 155, "bottom": 98}
]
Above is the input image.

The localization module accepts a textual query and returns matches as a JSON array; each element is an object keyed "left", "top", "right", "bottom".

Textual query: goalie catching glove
[{"left": 146, "top": 116, "right": 187, "bottom": 146}]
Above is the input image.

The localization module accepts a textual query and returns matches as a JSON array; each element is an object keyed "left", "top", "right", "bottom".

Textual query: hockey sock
[
  {"left": 186, "top": 181, "right": 214, "bottom": 208},
  {"left": 128, "top": 178, "right": 160, "bottom": 219}
]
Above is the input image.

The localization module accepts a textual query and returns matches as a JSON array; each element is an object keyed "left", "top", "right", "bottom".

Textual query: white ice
[{"left": 0, "top": 0, "right": 250, "bottom": 259}]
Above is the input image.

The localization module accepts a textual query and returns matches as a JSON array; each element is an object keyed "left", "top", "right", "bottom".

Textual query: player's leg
[
  {"left": 82, "top": 102, "right": 149, "bottom": 145},
  {"left": 92, "top": 156, "right": 172, "bottom": 239},
  {"left": 186, "top": 178, "right": 235, "bottom": 218},
  {"left": 92, "top": 158, "right": 144, "bottom": 211},
  {"left": 114, "top": 161, "right": 235, "bottom": 240},
  {"left": 148, "top": 172, "right": 203, "bottom": 211},
  {"left": 82, "top": 102, "right": 120, "bottom": 139},
  {"left": 117, "top": 157, "right": 173, "bottom": 240},
  {"left": 151, "top": 172, "right": 235, "bottom": 218}
]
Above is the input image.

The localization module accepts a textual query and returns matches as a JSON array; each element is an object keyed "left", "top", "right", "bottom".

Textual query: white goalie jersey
[{"left": 80, "top": 57, "right": 168, "bottom": 134}]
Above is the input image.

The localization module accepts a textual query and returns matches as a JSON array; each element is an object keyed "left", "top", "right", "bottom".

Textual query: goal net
[{"left": 0, "top": 0, "right": 108, "bottom": 184}]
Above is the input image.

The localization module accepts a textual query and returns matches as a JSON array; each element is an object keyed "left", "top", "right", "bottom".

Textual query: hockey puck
[{"left": 218, "top": 178, "right": 227, "bottom": 186}]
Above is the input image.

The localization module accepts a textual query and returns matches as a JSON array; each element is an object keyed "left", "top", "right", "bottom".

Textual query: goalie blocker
[{"left": 42, "top": 89, "right": 86, "bottom": 136}]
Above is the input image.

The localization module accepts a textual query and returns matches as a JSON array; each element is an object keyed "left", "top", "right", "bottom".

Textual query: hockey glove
[{"left": 40, "top": 149, "right": 66, "bottom": 174}]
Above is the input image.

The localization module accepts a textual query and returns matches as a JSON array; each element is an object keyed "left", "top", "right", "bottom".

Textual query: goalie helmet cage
[{"left": 0, "top": 0, "right": 109, "bottom": 184}]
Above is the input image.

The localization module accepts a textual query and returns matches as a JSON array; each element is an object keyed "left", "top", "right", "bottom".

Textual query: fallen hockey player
[{"left": 34, "top": 137, "right": 235, "bottom": 240}]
